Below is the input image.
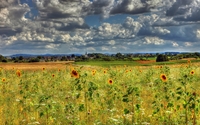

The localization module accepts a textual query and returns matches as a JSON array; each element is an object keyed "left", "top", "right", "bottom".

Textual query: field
[{"left": 0, "top": 60, "right": 200, "bottom": 125}]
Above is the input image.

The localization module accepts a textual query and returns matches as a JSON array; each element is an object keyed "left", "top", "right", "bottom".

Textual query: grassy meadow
[{"left": 0, "top": 60, "right": 200, "bottom": 125}]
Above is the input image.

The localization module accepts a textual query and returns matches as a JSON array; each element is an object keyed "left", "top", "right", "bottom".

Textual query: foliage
[{"left": 156, "top": 54, "right": 169, "bottom": 62}]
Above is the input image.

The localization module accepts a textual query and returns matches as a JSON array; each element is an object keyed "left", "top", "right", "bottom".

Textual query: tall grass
[{"left": 0, "top": 62, "right": 200, "bottom": 124}]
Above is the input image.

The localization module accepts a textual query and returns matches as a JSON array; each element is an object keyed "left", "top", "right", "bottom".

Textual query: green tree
[
  {"left": 19, "top": 56, "right": 24, "bottom": 60},
  {"left": 0, "top": 54, "right": 4, "bottom": 62},
  {"left": 156, "top": 54, "right": 169, "bottom": 62}
]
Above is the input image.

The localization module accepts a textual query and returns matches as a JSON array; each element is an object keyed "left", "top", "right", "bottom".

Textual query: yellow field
[
  {"left": 0, "top": 62, "right": 200, "bottom": 125},
  {"left": 0, "top": 61, "right": 74, "bottom": 70}
]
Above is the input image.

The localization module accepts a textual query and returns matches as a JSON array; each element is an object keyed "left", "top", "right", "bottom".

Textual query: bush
[
  {"left": 29, "top": 58, "right": 40, "bottom": 62},
  {"left": 2, "top": 59, "right": 7, "bottom": 63},
  {"left": 156, "top": 54, "right": 169, "bottom": 62}
]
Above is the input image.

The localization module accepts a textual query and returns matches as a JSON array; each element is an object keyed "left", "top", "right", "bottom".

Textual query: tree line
[{"left": 0, "top": 52, "right": 200, "bottom": 63}]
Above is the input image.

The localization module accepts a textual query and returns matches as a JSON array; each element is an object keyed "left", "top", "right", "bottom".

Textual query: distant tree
[
  {"left": 102, "top": 57, "right": 112, "bottom": 61},
  {"left": 156, "top": 54, "right": 169, "bottom": 62},
  {"left": 19, "top": 56, "right": 23, "bottom": 60},
  {"left": 2, "top": 59, "right": 7, "bottom": 63},
  {"left": 115, "top": 53, "right": 123, "bottom": 59},
  {"left": 29, "top": 58, "right": 40, "bottom": 62},
  {"left": 194, "top": 52, "right": 200, "bottom": 57},
  {"left": 37, "top": 56, "right": 42, "bottom": 59},
  {"left": 71, "top": 54, "right": 75, "bottom": 58},
  {"left": 0, "top": 55, "right": 4, "bottom": 62},
  {"left": 61, "top": 56, "right": 67, "bottom": 61},
  {"left": 176, "top": 54, "right": 183, "bottom": 59}
]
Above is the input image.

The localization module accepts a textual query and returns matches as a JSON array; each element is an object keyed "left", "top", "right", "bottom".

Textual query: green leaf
[
  {"left": 77, "top": 84, "right": 82, "bottom": 91},
  {"left": 40, "top": 112, "right": 44, "bottom": 117},
  {"left": 167, "top": 102, "right": 174, "bottom": 108},
  {"left": 76, "top": 93, "right": 80, "bottom": 99},
  {"left": 176, "top": 91, "right": 182, "bottom": 95},
  {"left": 124, "top": 108, "right": 130, "bottom": 114},
  {"left": 79, "top": 104, "right": 84, "bottom": 112},
  {"left": 122, "top": 98, "right": 129, "bottom": 102},
  {"left": 176, "top": 105, "right": 180, "bottom": 110},
  {"left": 165, "top": 95, "right": 169, "bottom": 100},
  {"left": 176, "top": 87, "right": 182, "bottom": 91},
  {"left": 136, "top": 104, "right": 140, "bottom": 110},
  {"left": 189, "top": 103, "right": 195, "bottom": 109},
  {"left": 127, "top": 87, "right": 134, "bottom": 95}
]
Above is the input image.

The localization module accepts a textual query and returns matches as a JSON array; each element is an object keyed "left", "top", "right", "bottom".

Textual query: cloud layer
[{"left": 0, "top": 0, "right": 200, "bottom": 55}]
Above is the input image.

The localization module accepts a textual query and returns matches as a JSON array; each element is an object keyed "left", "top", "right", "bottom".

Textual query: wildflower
[
  {"left": 160, "top": 74, "right": 167, "bottom": 82},
  {"left": 70, "top": 69, "right": 79, "bottom": 78},
  {"left": 190, "top": 70, "right": 195, "bottom": 75},
  {"left": 92, "top": 70, "right": 95, "bottom": 72},
  {"left": 92, "top": 70, "right": 96, "bottom": 75},
  {"left": 108, "top": 79, "right": 113, "bottom": 84},
  {"left": 192, "top": 92, "right": 196, "bottom": 96},
  {"left": 2, "top": 78, "right": 6, "bottom": 82},
  {"left": 16, "top": 70, "right": 21, "bottom": 77},
  {"left": 88, "top": 110, "right": 92, "bottom": 115}
]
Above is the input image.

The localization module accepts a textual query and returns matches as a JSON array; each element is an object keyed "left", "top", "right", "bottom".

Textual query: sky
[{"left": 0, "top": 0, "right": 200, "bottom": 56}]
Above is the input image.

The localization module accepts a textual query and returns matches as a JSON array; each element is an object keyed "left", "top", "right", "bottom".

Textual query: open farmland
[
  {"left": 0, "top": 61, "right": 200, "bottom": 125},
  {"left": 0, "top": 61, "right": 74, "bottom": 70}
]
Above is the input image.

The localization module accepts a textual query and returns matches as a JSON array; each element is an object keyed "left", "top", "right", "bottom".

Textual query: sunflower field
[{"left": 0, "top": 62, "right": 200, "bottom": 125}]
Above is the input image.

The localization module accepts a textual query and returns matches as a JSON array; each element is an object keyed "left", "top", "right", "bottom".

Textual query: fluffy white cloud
[
  {"left": 172, "top": 42, "right": 179, "bottom": 47},
  {"left": 1, "top": 0, "right": 200, "bottom": 55},
  {"left": 108, "top": 40, "right": 115, "bottom": 45},
  {"left": 143, "top": 37, "right": 165, "bottom": 45},
  {"left": 101, "top": 46, "right": 109, "bottom": 51},
  {"left": 166, "top": 0, "right": 200, "bottom": 21},
  {"left": 184, "top": 42, "right": 193, "bottom": 47},
  {"left": 45, "top": 43, "right": 60, "bottom": 49},
  {"left": 196, "top": 29, "right": 200, "bottom": 39}
]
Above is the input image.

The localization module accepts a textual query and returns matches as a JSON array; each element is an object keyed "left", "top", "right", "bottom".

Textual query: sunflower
[
  {"left": 52, "top": 74, "right": 55, "bottom": 77},
  {"left": 92, "top": 70, "right": 96, "bottom": 75},
  {"left": 187, "top": 60, "right": 191, "bottom": 64},
  {"left": 16, "top": 70, "right": 21, "bottom": 77},
  {"left": 2, "top": 78, "right": 6, "bottom": 82},
  {"left": 71, "top": 69, "right": 79, "bottom": 78},
  {"left": 103, "top": 70, "right": 107, "bottom": 74},
  {"left": 108, "top": 79, "right": 113, "bottom": 84},
  {"left": 88, "top": 109, "right": 92, "bottom": 115},
  {"left": 190, "top": 70, "right": 195, "bottom": 75},
  {"left": 42, "top": 67, "right": 45, "bottom": 71},
  {"left": 160, "top": 74, "right": 167, "bottom": 82}
]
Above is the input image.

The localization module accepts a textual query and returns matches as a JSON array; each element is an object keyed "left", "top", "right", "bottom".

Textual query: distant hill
[{"left": 9, "top": 53, "right": 83, "bottom": 58}]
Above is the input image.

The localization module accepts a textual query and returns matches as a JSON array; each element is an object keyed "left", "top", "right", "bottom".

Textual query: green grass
[
  {"left": 74, "top": 59, "right": 200, "bottom": 67},
  {"left": 74, "top": 61, "right": 141, "bottom": 67}
]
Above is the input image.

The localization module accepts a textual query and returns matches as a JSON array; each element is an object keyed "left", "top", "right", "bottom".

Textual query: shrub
[
  {"left": 2, "top": 59, "right": 7, "bottom": 63},
  {"left": 156, "top": 54, "right": 169, "bottom": 62}
]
